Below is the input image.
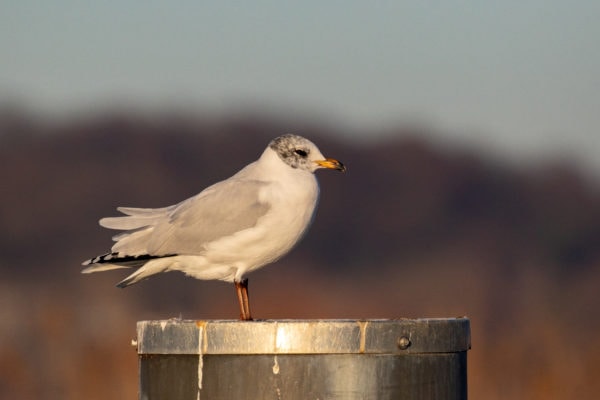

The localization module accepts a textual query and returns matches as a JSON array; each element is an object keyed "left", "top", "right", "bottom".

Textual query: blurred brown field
[{"left": 1, "top": 109, "right": 598, "bottom": 399}]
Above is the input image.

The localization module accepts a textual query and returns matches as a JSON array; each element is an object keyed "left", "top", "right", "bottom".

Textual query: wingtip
[
  {"left": 81, "top": 264, "right": 97, "bottom": 274},
  {"left": 115, "top": 278, "right": 131, "bottom": 289},
  {"left": 81, "top": 254, "right": 105, "bottom": 266}
]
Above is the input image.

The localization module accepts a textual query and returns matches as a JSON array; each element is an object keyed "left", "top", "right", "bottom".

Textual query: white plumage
[{"left": 82, "top": 134, "right": 345, "bottom": 319}]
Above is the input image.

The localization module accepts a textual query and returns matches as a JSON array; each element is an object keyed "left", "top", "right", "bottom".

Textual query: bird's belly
[
  {"left": 202, "top": 198, "right": 316, "bottom": 278},
  {"left": 170, "top": 179, "right": 319, "bottom": 282}
]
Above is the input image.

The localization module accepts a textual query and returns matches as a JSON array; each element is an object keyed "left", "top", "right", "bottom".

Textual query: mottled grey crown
[{"left": 269, "top": 134, "right": 319, "bottom": 171}]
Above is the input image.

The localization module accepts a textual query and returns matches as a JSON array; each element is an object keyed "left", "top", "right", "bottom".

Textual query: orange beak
[{"left": 315, "top": 158, "right": 346, "bottom": 172}]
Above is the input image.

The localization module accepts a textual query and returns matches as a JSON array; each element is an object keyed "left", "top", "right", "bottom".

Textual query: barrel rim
[{"left": 136, "top": 318, "right": 471, "bottom": 355}]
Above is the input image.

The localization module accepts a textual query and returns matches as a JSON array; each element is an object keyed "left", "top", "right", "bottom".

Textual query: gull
[{"left": 82, "top": 134, "right": 345, "bottom": 320}]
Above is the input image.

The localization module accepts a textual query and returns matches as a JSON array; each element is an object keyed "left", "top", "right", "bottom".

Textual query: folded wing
[{"left": 97, "top": 178, "right": 272, "bottom": 258}]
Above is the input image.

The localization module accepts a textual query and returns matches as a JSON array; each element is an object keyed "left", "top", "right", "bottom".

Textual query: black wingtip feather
[
  {"left": 116, "top": 280, "right": 130, "bottom": 289},
  {"left": 86, "top": 252, "right": 176, "bottom": 266}
]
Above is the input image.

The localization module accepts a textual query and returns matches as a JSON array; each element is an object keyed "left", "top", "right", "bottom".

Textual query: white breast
[{"left": 175, "top": 151, "right": 321, "bottom": 282}]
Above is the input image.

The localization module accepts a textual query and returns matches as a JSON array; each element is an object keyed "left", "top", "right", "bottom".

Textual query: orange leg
[{"left": 234, "top": 279, "right": 252, "bottom": 321}]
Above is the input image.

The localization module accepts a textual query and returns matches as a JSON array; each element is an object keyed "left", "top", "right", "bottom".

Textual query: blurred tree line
[{"left": 0, "top": 107, "right": 598, "bottom": 399}]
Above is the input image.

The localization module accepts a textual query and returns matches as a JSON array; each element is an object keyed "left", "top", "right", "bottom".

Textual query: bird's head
[{"left": 269, "top": 134, "right": 346, "bottom": 173}]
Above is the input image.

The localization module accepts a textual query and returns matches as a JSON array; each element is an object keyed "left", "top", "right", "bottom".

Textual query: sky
[{"left": 2, "top": 1, "right": 600, "bottom": 176}]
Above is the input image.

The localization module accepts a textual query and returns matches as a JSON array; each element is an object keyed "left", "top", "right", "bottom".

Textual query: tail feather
[
  {"left": 117, "top": 206, "right": 173, "bottom": 216},
  {"left": 100, "top": 206, "right": 173, "bottom": 230},
  {"left": 116, "top": 257, "right": 174, "bottom": 287},
  {"left": 116, "top": 269, "right": 151, "bottom": 288},
  {"left": 111, "top": 225, "right": 152, "bottom": 242},
  {"left": 110, "top": 227, "right": 154, "bottom": 252},
  {"left": 81, "top": 264, "right": 131, "bottom": 274},
  {"left": 100, "top": 216, "right": 156, "bottom": 230}
]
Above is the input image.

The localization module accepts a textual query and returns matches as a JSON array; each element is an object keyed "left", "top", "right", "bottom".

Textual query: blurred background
[{"left": 1, "top": 2, "right": 599, "bottom": 399}]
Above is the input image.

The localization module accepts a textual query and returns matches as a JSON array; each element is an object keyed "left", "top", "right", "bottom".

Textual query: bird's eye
[{"left": 294, "top": 149, "right": 308, "bottom": 157}]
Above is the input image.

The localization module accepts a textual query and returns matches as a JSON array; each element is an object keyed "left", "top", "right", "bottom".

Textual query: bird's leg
[
  {"left": 235, "top": 281, "right": 245, "bottom": 320},
  {"left": 235, "top": 278, "right": 252, "bottom": 321},
  {"left": 241, "top": 278, "right": 252, "bottom": 320}
]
